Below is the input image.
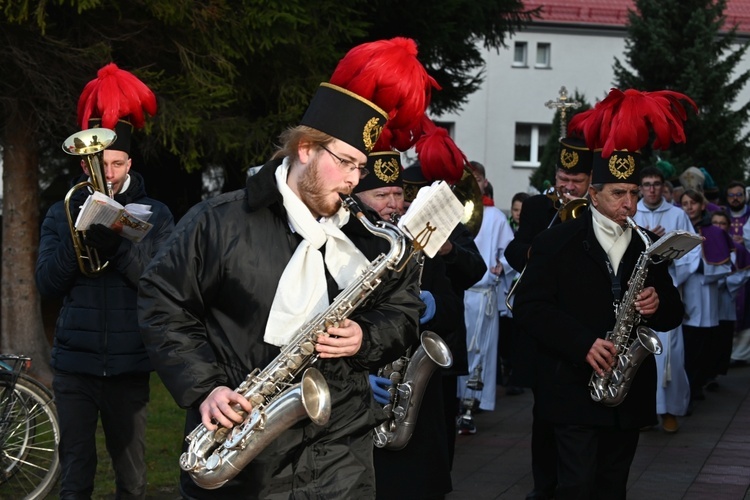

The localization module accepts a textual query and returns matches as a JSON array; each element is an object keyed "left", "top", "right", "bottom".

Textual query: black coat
[
  {"left": 504, "top": 194, "right": 559, "bottom": 387},
  {"left": 513, "top": 212, "right": 684, "bottom": 429},
  {"left": 36, "top": 171, "right": 174, "bottom": 377},
  {"left": 504, "top": 194, "right": 558, "bottom": 273},
  {"left": 138, "top": 159, "right": 422, "bottom": 498},
  {"left": 440, "top": 223, "right": 486, "bottom": 375},
  {"left": 373, "top": 253, "right": 462, "bottom": 498}
]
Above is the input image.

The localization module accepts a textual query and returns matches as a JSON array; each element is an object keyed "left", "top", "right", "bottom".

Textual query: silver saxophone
[
  {"left": 179, "top": 195, "right": 408, "bottom": 489},
  {"left": 373, "top": 330, "right": 453, "bottom": 450},
  {"left": 588, "top": 216, "right": 663, "bottom": 407}
]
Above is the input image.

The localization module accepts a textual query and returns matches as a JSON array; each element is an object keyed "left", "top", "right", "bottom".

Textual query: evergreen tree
[
  {"left": 613, "top": 0, "right": 750, "bottom": 188},
  {"left": 0, "top": 0, "right": 536, "bottom": 375}
]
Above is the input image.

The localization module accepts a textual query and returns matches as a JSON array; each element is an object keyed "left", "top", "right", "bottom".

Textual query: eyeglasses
[
  {"left": 641, "top": 182, "right": 663, "bottom": 190},
  {"left": 320, "top": 145, "right": 369, "bottom": 179},
  {"left": 727, "top": 192, "right": 745, "bottom": 198}
]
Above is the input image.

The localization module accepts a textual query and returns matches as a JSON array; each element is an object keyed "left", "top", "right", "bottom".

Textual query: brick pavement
[{"left": 448, "top": 365, "right": 750, "bottom": 499}]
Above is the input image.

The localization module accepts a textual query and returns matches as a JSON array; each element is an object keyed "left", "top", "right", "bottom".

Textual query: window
[
  {"left": 513, "top": 42, "right": 528, "bottom": 67},
  {"left": 536, "top": 42, "right": 551, "bottom": 68},
  {"left": 433, "top": 120, "right": 455, "bottom": 136},
  {"left": 514, "top": 123, "right": 552, "bottom": 166}
]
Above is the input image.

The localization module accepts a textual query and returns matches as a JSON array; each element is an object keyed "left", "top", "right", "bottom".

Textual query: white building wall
[{"left": 440, "top": 27, "right": 629, "bottom": 212}]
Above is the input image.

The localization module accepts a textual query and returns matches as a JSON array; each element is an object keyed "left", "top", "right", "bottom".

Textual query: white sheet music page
[{"left": 397, "top": 181, "right": 463, "bottom": 258}]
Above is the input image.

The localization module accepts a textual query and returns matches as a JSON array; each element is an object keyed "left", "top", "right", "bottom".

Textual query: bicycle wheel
[{"left": 0, "top": 374, "right": 61, "bottom": 499}]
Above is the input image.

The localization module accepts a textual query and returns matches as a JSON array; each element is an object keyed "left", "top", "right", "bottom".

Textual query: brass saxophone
[
  {"left": 588, "top": 217, "right": 663, "bottom": 407},
  {"left": 373, "top": 330, "right": 453, "bottom": 450},
  {"left": 179, "top": 195, "right": 408, "bottom": 489}
]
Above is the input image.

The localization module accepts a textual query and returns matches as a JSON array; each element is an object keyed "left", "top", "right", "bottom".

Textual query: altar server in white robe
[
  {"left": 458, "top": 164, "right": 514, "bottom": 414},
  {"left": 634, "top": 166, "right": 697, "bottom": 431},
  {"left": 680, "top": 189, "right": 732, "bottom": 404}
]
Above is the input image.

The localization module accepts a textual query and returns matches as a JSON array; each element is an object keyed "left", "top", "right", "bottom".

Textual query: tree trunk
[{"left": 1, "top": 107, "right": 53, "bottom": 387}]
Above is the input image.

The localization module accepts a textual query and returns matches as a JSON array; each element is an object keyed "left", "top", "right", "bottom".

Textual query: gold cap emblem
[
  {"left": 608, "top": 154, "right": 636, "bottom": 180},
  {"left": 374, "top": 158, "right": 400, "bottom": 183},
  {"left": 363, "top": 117, "right": 383, "bottom": 153},
  {"left": 560, "top": 148, "right": 579, "bottom": 169}
]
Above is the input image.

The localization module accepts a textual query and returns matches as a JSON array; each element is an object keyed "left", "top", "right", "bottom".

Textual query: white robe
[
  {"left": 634, "top": 199, "right": 697, "bottom": 415},
  {"left": 733, "top": 219, "right": 750, "bottom": 361},
  {"left": 458, "top": 206, "right": 514, "bottom": 411}
]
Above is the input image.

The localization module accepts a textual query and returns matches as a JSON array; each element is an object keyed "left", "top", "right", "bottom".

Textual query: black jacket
[
  {"left": 36, "top": 171, "right": 174, "bottom": 376},
  {"left": 513, "top": 212, "right": 683, "bottom": 429},
  {"left": 504, "top": 194, "right": 558, "bottom": 273},
  {"left": 138, "top": 159, "right": 422, "bottom": 497},
  {"left": 440, "top": 224, "right": 485, "bottom": 375}
]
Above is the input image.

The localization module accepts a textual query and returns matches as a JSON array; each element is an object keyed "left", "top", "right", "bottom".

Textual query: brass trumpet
[
  {"left": 544, "top": 187, "right": 588, "bottom": 223},
  {"left": 62, "top": 128, "right": 117, "bottom": 277},
  {"left": 452, "top": 165, "right": 484, "bottom": 237}
]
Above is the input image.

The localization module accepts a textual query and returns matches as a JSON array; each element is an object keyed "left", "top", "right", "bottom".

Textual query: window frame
[{"left": 513, "top": 123, "right": 551, "bottom": 168}]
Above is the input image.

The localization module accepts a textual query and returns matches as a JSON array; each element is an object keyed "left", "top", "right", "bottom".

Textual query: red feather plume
[
  {"left": 77, "top": 63, "right": 157, "bottom": 130},
  {"left": 414, "top": 116, "right": 467, "bottom": 184},
  {"left": 568, "top": 88, "right": 697, "bottom": 156},
  {"left": 329, "top": 37, "right": 439, "bottom": 147}
]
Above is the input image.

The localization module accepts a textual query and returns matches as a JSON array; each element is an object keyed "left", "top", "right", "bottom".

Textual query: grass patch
[{"left": 47, "top": 374, "right": 185, "bottom": 499}]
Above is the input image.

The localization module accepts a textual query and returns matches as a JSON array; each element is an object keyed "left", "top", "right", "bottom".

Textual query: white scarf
[
  {"left": 591, "top": 205, "right": 632, "bottom": 275},
  {"left": 263, "top": 159, "right": 370, "bottom": 346}
]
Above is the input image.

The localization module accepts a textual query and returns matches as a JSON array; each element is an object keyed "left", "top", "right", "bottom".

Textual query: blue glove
[
  {"left": 419, "top": 290, "right": 436, "bottom": 324},
  {"left": 369, "top": 375, "right": 392, "bottom": 405}
]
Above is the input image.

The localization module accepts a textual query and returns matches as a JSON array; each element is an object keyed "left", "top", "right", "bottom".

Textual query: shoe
[
  {"left": 661, "top": 413, "right": 679, "bottom": 433},
  {"left": 704, "top": 378, "right": 719, "bottom": 392},
  {"left": 639, "top": 424, "right": 655, "bottom": 432},
  {"left": 457, "top": 414, "right": 477, "bottom": 435}
]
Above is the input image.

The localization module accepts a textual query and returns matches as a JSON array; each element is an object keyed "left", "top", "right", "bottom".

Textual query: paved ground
[{"left": 448, "top": 364, "right": 750, "bottom": 499}]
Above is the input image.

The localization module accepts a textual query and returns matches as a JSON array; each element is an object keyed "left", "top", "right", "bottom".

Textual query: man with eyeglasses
[
  {"left": 138, "top": 38, "right": 433, "bottom": 499},
  {"left": 634, "top": 166, "right": 698, "bottom": 433}
]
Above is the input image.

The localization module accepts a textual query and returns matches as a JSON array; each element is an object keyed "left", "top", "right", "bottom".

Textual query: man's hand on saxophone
[
  {"left": 316, "top": 318, "right": 363, "bottom": 358},
  {"left": 586, "top": 339, "right": 617, "bottom": 377},
  {"left": 199, "top": 386, "right": 253, "bottom": 431},
  {"left": 634, "top": 286, "right": 659, "bottom": 316}
]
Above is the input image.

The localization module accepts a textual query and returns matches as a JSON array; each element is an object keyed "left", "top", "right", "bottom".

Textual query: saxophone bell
[
  {"left": 180, "top": 195, "right": 409, "bottom": 489},
  {"left": 373, "top": 331, "right": 453, "bottom": 450}
]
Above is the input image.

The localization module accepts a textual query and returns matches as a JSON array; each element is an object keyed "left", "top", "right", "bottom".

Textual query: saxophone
[
  {"left": 179, "top": 195, "right": 408, "bottom": 489},
  {"left": 588, "top": 217, "right": 663, "bottom": 407},
  {"left": 373, "top": 330, "right": 453, "bottom": 450}
]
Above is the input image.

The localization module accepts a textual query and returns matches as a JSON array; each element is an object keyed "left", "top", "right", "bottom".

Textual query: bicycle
[{"left": 0, "top": 354, "right": 61, "bottom": 499}]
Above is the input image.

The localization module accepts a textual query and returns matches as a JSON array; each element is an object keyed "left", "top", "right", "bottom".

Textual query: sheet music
[
  {"left": 397, "top": 181, "right": 463, "bottom": 258},
  {"left": 74, "top": 191, "right": 154, "bottom": 243},
  {"left": 647, "top": 230, "right": 703, "bottom": 261}
]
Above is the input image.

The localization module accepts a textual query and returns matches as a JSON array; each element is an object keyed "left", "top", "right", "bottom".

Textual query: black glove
[{"left": 83, "top": 224, "right": 122, "bottom": 258}]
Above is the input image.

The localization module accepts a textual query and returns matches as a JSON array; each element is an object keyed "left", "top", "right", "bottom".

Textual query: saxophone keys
[
  {"left": 179, "top": 451, "right": 199, "bottom": 472},
  {"left": 286, "top": 355, "right": 303, "bottom": 369},
  {"left": 205, "top": 453, "right": 223, "bottom": 471},
  {"left": 261, "top": 381, "right": 276, "bottom": 395},
  {"left": 299, "top": 341, "right": 315, "bottom": 356}
]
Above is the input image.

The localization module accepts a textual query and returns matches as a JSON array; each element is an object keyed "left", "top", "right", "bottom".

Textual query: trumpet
[
  {"left": 62, "top": 128, "right": 117, "bottom": 277},
  {"left": 544, "top": 186, "right": 589, "bottom": 223}
]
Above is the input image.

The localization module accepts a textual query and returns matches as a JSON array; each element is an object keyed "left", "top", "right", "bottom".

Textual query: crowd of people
[{"left": 32, "top": 36, "right": 750, "bottom": 500}]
